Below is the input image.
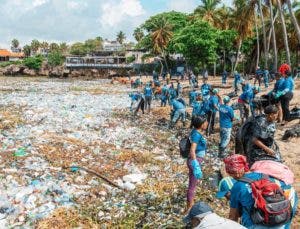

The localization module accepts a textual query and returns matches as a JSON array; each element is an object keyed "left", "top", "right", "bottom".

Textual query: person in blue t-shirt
[
  {"left": 218, "top": 96, "right": 235, "bottom": 158},
  {"left": 224, "top": 154, "right": 298, "bottom": 229},
  {"left": 177, "top": 81, "right": 183, "bottom": 97},
  {"left": 275, "top": 71, "right": 295, "bottom": 125},
  {"left": 192, "top": 95, "right": 209, "bottom": 117},
  {"left": 189, "top": 89, "right": 197, "bottom": 106},
  {"left": 268, "top": 73, "right": 285, "bottom": 122},
  {"left": 161, "top": 84, "right": 169, "bottom": 107},
  {"left": 129, "top": 92, "right": 141, "bottom": 112},
  {"left": 238, "top": 84, "right": 259, "bottom": 122},
  {"left": 207, "top": 89, "right": 221, "bottom": 136},
  {"left": 222, "top": 70, "right": 228, "bottom": 85},
  {"left": 234, "top": 71, "right": 241, "bottom": 93},
  {"left": 143, "top": 83, "right": 153, "bottom": 113},
  {"left": 186, "top": 116, "right": 208, "bottom": 213},
  {"left": 169, "top": 83, "right": 177, "bottom": 103},
  {"left": 170, "top": 98, "right": 186, "bottom": 127},
  {"left": 201, "top": 78, "right": 211, "bottom": 100},
  {"left": 263, "top": 69, "right": 269, "bottom": 88}
]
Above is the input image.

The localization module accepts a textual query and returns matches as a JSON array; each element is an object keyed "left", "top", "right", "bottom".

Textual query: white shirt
[{"left": 195, "top": 213, "right": 246, "bottom": 229}]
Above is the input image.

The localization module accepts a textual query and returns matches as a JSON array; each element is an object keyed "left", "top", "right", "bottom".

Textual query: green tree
[
  {"left": 31, "top": 39, "right": 40, "bottom": 54},
  {"left": 151, "top": 17, "right": 173, "bottom": 71},
  {"left": 11, "top": 39, "right": 19, "bottom": 49},
  {"left": 133, "top": 27, "right": 144, "bottom": 42},
  {"left": 49, "top": 43, "right": 60, "bottom": 52},
  {"left": 23, "top": 45, "right": 31, "bottom": 57},
  {"left": 171, "top": 19, "right": 219, "bottom": 67},
  {"left": 24, "top": 55, "right": 43, "bottom": 70},
  {"left": 70, "top": 42, "right": 88, "bottom": 56},
  {"left": 117, "top": 31, "right": 126, "bottom": 44},
  {"left": 194, "top": 0, "right": 221, "bottom": 26},
  {"left": 40, "top": 41, "right": 49, "bottom": 53},
  {"left": 48, "top": 51, "right": 64, "bottom": 67},
  {"left": 59, "top": 42, "right": 68, "bottom": 54}
]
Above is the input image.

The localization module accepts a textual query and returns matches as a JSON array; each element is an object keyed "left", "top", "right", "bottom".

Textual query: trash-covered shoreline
[{"left": 1, "top": 77, "right": 294, "bottom": 228}]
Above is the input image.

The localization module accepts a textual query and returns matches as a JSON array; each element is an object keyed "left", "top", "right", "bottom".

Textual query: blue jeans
[
  {"left": 220, "top": 127, "right": 232, "bottom": 148},
  {"left": 172, "top": 109, "right": 186, "bottom": 123}
]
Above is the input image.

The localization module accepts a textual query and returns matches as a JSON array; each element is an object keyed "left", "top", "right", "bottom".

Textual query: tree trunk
[
  {"left": 269, "top": 1, "right": 278, "bottom": 71},
  {"left": 286, "top": 0, "right": 300, "bottom": 44},
  {"left": 213, "top": 62, "right": 216, "bottom": 77},
  {"left": 233, "top": 40, "right": 242, "bottom": 72},
  {"left": 266, "top": 10, "right": 278, "bottom": 53},
  {"left": 277, "top": 0, "right": 291, "bottom": 66},
  {"left": 159, "top": 59, "right": 164, "bottom": 77},
  {"left": 254, "top": 9, "right": 260, "bottom": 68},
  {"left": 223, "top": 49, "right": 226, "bottom": 71},
  {"left": 162, "top": 51, "right": 169, "bottom": 72},
  {"left": 259, "top": 0, "right": 268, "bottom": 69}
]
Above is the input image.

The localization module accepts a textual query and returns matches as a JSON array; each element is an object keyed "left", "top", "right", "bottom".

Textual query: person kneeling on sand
[{"left": 184, "top": 201, "right": 246, "bottom": 229}]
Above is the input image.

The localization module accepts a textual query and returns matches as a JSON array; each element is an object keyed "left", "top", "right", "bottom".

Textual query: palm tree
[
  {"left": 40, "top": 41, "right": 49, "bottom": 54},
  {"left": 150, "top": 17, "right": 173, "bottom": 72},
  {"left": 59, "top": 42, "right": 68, "bottom": 54},
  {"left": 194, "top": 0, "right": 221, "bottom": 26},
  {"left": 285, "top": 0, "right": 300, "bottom": 44},
  {"left": 254, "top": 6, "right": 261, "bottom": 67},
  {"left": 133, "top": 27, "right": 144, "bottom": 42},
  {"left": 116, "top": 31, "right": 126, "bottom": 44},
  {"left": 232, "top": 0, "right": 256, "bottom": 71},
  {"left": 23, "top": 45, "right": 31, "bottom": 57},
  {"left": 49, "top": 43, "right": 59, "bottom": 52},
  {"left": 11, "top": 39, "right": 19, "bottom": 49},
  {"left": 258, "top": 0, "right": 269, "bottom": 69},
  {"left": 268, "top": 0, "right": 278, "bottom": 71},
  {"left": 30, "top": 39, "right": 40, "bottom": 54},
  {"left": 276, "top": 0, "right": 291, "bottom": 65}
]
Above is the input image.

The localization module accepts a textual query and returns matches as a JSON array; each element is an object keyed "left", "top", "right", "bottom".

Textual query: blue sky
[{"left": 0, "top": 0, "right": 232, "bottom": 49}]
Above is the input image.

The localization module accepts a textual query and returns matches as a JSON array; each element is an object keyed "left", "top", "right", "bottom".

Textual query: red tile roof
[{"left": 0, "top": 49, "right": 24, "bottom": 58}]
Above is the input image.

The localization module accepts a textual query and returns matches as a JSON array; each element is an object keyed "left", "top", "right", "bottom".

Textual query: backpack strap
[{"left": 239, "top": 177, "right": 254, "bottom": 183}]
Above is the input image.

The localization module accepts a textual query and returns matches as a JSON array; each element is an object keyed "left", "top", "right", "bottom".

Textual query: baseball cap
[
  {"left": 223, "top": 96, "right": 230, "bottom": 104},
  {"left": 212, "top": 88, "right": 219, "bottom": 94},
  {"left": 216, "top": 177, "right": 236, "bottom": 198},
  {"left": 183, "top": 201, "right": 213, "bottom": 224}
]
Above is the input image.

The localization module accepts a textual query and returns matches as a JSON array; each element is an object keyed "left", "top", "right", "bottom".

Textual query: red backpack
[{"left": 239, "top": 174, "right": 292, "bottom": 226}]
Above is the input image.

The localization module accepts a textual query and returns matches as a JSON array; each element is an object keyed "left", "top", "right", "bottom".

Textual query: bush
[
  {"left": 23, "top": 55, "right": 43, "bottom": 70},
  {"left": 0, "top": 61, "right": 22, "bottom": 68},
  {"left": 48, "top": 51, "right": 64, "bottom": 67},
  {"left": 126, "top": 55, "right": 136, "bottom": 64}
]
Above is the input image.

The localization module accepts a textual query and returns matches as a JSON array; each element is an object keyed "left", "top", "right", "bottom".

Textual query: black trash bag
[
  {"left": 287, "top": 107, "right": 300, "bottom": 122},
  {"left": 282, "top": 125, "right": 300, "bottom": 140}
]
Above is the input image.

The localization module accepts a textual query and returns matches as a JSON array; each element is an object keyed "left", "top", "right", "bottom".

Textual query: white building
[{"left": 103, "top": 40, "right": 123, "bottom": 52}]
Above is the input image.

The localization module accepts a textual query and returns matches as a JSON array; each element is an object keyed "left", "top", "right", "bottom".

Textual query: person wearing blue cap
[
  {"left": 200, "top": 78, "right": 211, "bottom": 100},
  {"left": 143, "top": 83, "right": 153, "bottom": 113},
  {"left": 233, "top": 71, "right": 241, "bottom": 93},
  {"left": 184, "top": 201, "right": 246, "bottom": 228},
  {"left": 218, "top": 96, "right": 235, "bottom": 158},
  {"left": 216, "top": 177, "right": 236, "bottom": 200}
]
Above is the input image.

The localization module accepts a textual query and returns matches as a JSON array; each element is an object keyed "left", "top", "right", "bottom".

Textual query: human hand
[{"left": 265, "top": 148, "right": 275, "bottom": 156}]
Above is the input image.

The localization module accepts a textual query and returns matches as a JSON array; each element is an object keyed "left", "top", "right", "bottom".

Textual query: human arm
[
  {"left": 229, "top": 208, "right": 240, "bottom": 222},
  {"left": 189, "top": 143, "right": 197, "bottom": 160},
  {"left": 252, "top": 137, "right": 275, "bottom": 156}
]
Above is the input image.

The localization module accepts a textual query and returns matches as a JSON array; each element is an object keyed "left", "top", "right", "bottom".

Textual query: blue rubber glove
[
  {"left": 275, "top": 91, "right": 283, "bottom": 99},
  {"left": 191, "top": 159, "right": 203, "bottom": 179}
]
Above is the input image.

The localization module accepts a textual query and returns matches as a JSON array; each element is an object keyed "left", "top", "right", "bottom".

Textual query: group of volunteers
[{"left": 127, "top": 64, "right": 298, "bottom": 228}]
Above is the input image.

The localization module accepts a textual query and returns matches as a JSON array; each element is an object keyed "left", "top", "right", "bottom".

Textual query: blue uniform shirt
[
  {"left": 162, "top": 86, "right": 169, "bottom": 95},
  {"left": 209, "top": 95, "right": 219, "bottom": 112},
  {"left": 201, "top": 83, "right": 211, "bottom": 96},
  {"left": 274, "top": 78, "right": 285, "bottom": 92},
  {"left": 190, "top": 129, "right": 206, "bottom": 157},
  {"left": 219, "top": 104, "right": 234, "bottom": 128},
  {"left": 282, "top": 76, "right": 294, "bottom": 93},
  {"left": 171, "top": 99, "right": 185, "bottom": 110},
  {"left": 230, "top": 172, "right": 297, "bottom": 228},
  {"left": 144, "top": 87, "right": 153, "bottom": 97},
  {"left": 239, "top": 90, "right": 254, "bottom": 103},
  {"left": 234, "top": 73, "right": 241, "bottom": 84}
]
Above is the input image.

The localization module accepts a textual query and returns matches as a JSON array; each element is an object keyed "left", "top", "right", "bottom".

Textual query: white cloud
[
  {"left": 33, "top": 0, "right": 48, "bottom": 7},
  {"left": 100, "top": 0, "right": 145, "bottom": 27},
  {"left": 67, "top": 1, "right": 87, "bottom": 10},
  {"left": 167, "top": 0, "right": 198, "bottom": 13}
]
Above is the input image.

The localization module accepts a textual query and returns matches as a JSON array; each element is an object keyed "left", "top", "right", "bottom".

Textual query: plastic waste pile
[{"left": 0, "top": 78, "right": 227, "bottom": 227}]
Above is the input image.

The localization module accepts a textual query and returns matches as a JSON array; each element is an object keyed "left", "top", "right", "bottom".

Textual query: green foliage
[
  {"left": 31, "top": 39, "right": 40, "bottom": 53},
  {"left": 23, "top": 45, "right": 31, "bottom": 57},
  {"left": 48, "top": 51, "right": 64, "bottom": 67},
  {"left": 0, "top": 61, "right": 22, "bottom": 68},
  {"left": 23, "top": 55, "right": 43, "bottom": 70},
  {"left": 70, "top": 42, "right": 88, "bottom": 56},
  {"left": 216, "top": 30, "right": 237, "bottom": 52},
  {"left": 126, "top": 55, "right": 136, "bottom": 64},
  {"left": 117, "top": 31, "right": 126, "bottom": 44},
  {"left": 133, "top": 27, "right": 144, "bottom": 42},
  {"left": 171, "top": 19, "right": 219, "bottom": 66},
  {"left": 11, "top": 39, "right": 19, "bottom": 48}
]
